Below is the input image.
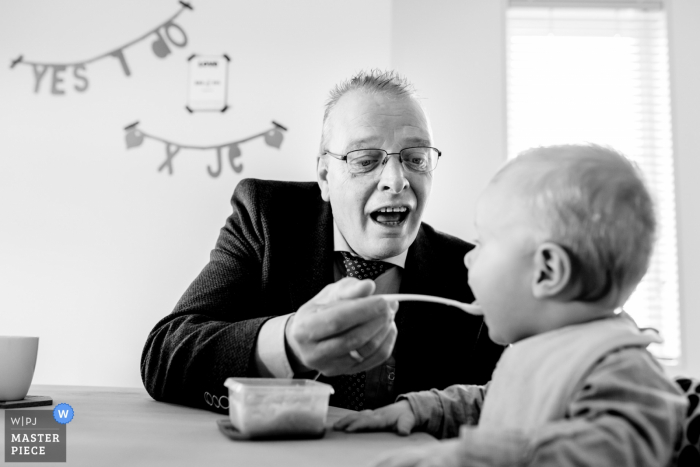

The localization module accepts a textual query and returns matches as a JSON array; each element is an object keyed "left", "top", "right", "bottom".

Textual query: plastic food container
[{"left": 224, "top": 378, "right": 334, "bottom": 439}]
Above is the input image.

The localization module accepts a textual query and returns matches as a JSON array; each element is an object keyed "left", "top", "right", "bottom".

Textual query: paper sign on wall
[{"left": 186, "top": 54, "right": 230, "bottom": 112}]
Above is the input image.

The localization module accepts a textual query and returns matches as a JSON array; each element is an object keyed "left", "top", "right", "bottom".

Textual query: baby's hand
[{"left": 333, "top": 400, "right": 416, "bottom": 436}]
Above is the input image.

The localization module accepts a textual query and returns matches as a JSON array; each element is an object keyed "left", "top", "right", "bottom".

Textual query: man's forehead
[
  {"left": 328, "top": 91, "right": 432, "bottom": 149},
  {"left": 334, "top": 92, "right": 425, "bottom": 120},
  {"left": 345, "top": 135, "right": 432, "bottom": 150}
]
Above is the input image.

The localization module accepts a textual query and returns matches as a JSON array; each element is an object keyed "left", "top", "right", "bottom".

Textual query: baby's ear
[{"left": 531, "top": 242, "right": 573, "bottom": 299}]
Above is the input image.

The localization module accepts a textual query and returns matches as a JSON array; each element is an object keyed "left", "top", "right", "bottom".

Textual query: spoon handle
[{"left": 379, "top": 294, "right": 483, "bottom": 315}]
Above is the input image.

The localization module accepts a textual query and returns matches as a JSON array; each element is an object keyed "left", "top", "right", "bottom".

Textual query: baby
[{"left": 334, "top": 144, "right": 688, "bottom": 467}]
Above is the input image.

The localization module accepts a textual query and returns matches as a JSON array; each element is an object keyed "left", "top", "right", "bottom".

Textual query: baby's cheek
[{"left": 467, "top": 263, "right": 486, "bottom": 292}]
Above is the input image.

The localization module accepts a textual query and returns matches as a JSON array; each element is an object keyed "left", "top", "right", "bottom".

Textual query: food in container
[{"left": 224, "top": 378, "right": 334, "bottom": 439}]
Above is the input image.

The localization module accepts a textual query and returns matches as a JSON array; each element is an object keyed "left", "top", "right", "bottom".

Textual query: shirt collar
[{"left": 333, "top": 221, "right": 407, "bottom": 268}]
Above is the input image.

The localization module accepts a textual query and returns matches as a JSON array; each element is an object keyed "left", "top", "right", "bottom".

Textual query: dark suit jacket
[{"left": 141, "top": 179, "right": 503, "bottom": 413}]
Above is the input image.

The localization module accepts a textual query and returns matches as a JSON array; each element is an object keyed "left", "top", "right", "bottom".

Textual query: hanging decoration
[
  {"left": 186, "top": 54, "right": 231, "bottom": 112},
  {"left": 124, "top": 121, "right": 287, "bottom": 178},
  {"left": 9, "top": 1, "right": 193, "bottom": 95}
]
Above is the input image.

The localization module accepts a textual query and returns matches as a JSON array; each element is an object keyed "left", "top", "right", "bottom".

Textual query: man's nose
[{"left": 378, "top": 154, "right": 409, "bottom": 193}]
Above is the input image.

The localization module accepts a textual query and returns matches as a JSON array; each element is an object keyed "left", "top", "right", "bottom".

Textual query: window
[{"left": 506, "top": 1, "right": 680, "bottom": 361}]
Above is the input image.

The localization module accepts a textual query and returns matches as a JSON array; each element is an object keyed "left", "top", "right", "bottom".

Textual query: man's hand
[
  {"left": 285, "top": 277, "right": 399, "bottom": 376},
  {"left": 373, "top": 440, "right": 467, "bottom": 467},
  {"left": 333, "top": 400, "right": 417, "bottom": 436}
]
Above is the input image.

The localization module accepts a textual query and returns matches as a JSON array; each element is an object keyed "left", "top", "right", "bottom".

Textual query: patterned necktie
[{"left": 333, "top": 251, "right": 394, "bottom": 411}]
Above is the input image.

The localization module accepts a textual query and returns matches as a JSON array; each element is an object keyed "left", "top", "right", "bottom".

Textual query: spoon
[{"left": 379, "top": 294, "right": 483, "bottom": 315}]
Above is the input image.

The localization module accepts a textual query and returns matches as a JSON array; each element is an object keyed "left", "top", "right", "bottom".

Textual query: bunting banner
[
  {"left": 124, "top": 121, "right": 287, "bottom": 178},
  {"left": 9, "top": 1, "right": 193, "bottom": 95}
]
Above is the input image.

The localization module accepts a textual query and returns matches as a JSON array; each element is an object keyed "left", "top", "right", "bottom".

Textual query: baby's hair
[
  {"left": 495, "top": 144, "right": 656, "bottom": 307},
  {"left": 319, "top": 69, "right": 419, "bottom": 153}
]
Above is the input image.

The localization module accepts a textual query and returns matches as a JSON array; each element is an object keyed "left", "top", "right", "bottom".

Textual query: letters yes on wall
[
  {"left": 9, "top": 1, "right": 288, "bottom": 177},
  {"left": 10, "top": 2, "right": 193, "bottom": 94}
]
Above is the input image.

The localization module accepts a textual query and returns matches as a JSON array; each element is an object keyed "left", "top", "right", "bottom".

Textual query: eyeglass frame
[{"left": 321, "top": 146, "right": 442, "bottom": 174}]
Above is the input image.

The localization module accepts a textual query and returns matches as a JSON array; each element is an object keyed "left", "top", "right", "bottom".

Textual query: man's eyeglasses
[{"left": 322, "top": 147, "right": 442, "bottom": 174}]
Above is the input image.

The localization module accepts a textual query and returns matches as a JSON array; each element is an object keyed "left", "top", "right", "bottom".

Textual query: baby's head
[{"left": 465, "top": 144, "right": 655, "bottom": 345}]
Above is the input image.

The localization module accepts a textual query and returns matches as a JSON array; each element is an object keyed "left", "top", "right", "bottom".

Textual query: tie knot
[{"left": 340, "top": 251, "right": 394, "bottom": 281}]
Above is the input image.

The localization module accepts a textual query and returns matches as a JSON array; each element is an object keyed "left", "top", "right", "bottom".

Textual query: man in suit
[{"left": 141, "top": 70, "right": 503, "bottom": 413}]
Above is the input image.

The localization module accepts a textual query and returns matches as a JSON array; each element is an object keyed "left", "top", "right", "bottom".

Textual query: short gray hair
[
  {"left": 320, "top": 69, "right": 418, "bottom": 153},
  {"left": 496, "top": 144, "right": 656, "bottom": 307}
]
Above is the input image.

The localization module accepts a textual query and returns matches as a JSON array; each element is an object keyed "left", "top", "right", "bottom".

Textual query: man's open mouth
[{"left": 370, "top": 206, "right": 410, "bottom": 226}]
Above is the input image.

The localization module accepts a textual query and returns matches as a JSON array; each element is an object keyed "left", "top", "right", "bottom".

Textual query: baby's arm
[
  {"left": 374, "top": 347, "right": 687, "bottom": 467},
  {"left": 401, "top": 384, "right": 488, "bottom": 439},
  {"left": 334, "top": 383, "right": 488, "bottom": 439}
]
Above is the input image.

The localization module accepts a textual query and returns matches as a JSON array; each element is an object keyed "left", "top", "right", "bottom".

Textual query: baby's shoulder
[{"left": 576, "top": 345, "right": 685, "bottom": 405}]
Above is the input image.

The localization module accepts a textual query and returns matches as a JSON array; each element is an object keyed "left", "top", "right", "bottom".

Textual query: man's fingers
[
  {"left": 347, "top": 322, "right": 397, "bottom": 373},
  {"left": 303, "top": 305, "right": 397, "bottom": 375},
  {"left": 318, "top": 321, "right": 396, "bottom": 376},
  {"left": 289, "top": 277, "right": 399, "bottom": 375},
  {"left": 305, "top": 295, "right": 395, "bottom": 341},
  {"left": 311, "top": 309, "right": 393, "bottom": 360}
]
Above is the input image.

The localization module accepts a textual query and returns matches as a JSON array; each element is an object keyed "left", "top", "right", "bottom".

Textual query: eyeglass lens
[{"left": 346, "top": 148, "right": 438, "bottom": 174}]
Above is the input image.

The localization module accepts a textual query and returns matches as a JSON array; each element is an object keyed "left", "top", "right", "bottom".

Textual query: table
[{"left": 1, "top": 385, "right": 437, "bottom": 466}]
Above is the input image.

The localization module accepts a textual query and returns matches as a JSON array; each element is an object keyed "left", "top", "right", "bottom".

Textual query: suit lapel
[
  {"left": 395, "top": 226, "right": 443, "bottom": 393},
  {"left": 287, "top": 193, "right": 335, "bottom": 312},
  {"left": 400, "top": 225, "right": 438, "bottom": 296},
  {"left": 395, "top": 227, "right": 434, "bottom": 352}
]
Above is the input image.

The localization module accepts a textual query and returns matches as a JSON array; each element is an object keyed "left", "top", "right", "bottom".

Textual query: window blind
[{"left": 506, "top": 5, "right": 680, "bottom": 361}]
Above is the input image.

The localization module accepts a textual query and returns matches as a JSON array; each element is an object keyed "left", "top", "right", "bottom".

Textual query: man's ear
[
  {"left": 531, "top": 242, "right": 572, "bottom": 299},
  {"left": 316, "top": 156, "right": 331, "bottom": 202}
]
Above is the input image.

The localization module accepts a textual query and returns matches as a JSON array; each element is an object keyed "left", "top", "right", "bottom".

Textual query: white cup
[{"left": 0, "top": 336, "right": 39, "bottom": 401}]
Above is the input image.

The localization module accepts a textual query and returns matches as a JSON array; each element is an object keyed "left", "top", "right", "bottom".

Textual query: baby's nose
[{"left": 464, "top": 250, "right": 473, "bottom": 268}]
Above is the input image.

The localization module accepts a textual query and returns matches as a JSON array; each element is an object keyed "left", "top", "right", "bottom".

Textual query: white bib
[{"left": 479, "top": 314, "right": 660, "bottom": 432}]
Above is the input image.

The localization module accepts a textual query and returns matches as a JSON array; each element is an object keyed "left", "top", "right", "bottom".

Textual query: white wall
[
  {"left": 391, "top": 0, "right": 508, "bottom": 242},
  {"left": 0, "top": 0, "right": 391, "bottom": 387},
  {"left": 667, "top": 0, "right": 700, "bottom": 379}
]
